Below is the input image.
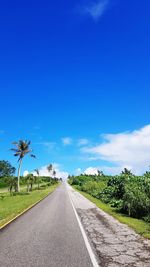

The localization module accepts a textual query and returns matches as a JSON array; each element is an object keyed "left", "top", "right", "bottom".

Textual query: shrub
[
  {"left": 99, "top": 187, "right": 115, "bottom": 203},
  {"left": 68, "top": 173, "right": 150, "bottom": 221},
  {"left": 82, "top": 181, "right": 100, "bottom": 197},
  {"left": 107, "top": 175, "right": 127, "bottom": 199},
  {"left": 122, "top": 184, "right": 150, "bottom": 218},
  {"left": 110, "top": 199, "right": 123, "bottom": 208}
]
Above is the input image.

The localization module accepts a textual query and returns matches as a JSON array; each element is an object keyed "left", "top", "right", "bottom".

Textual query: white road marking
[{"left": 67, "top": 184, "right": 100, "bottom": 267}]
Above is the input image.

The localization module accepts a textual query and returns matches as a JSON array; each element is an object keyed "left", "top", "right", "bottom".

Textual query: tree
[
  {"left": 97, "top": 170, "right": 104, "bottom": 176},
  {"left": 47, "top": 164, "right": 53, "bottom": 173},
  {"left": 121, "top": 168, "right": 133, "bottom": 176},
  {"left": 144, "top": 166, "right": 150, "bottom": 177},
  {"left": 11, "top": 140, "right": 35, "bottom": 192},
  {"left": 47, "top": 164, "right": 53, "bottom": 182},
  {"left": 0, "top": 160, "right": 16, "bottom": 177},
  {"left": 26, "top": 174, "right": 35, "bottom": 192},
  {"left": 34, "top": 169, "right": 40, "bottom": 189},
  {"left": 53, "top": 170, "right": 56, "bottom": 178},
  {"left": 5, "top": 176, "right": 17, "bottom": 195}
]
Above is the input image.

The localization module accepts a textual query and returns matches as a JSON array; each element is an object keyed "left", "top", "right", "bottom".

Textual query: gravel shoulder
[{"left": 67, "top": 184, "right": 150, "bottom": 267}]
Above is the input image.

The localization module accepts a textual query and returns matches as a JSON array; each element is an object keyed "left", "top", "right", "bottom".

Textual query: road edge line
[
  {"left": 0, "top": 186, "right": 58, "bottom": 231},
  {"left": 67, "top": 185, "right": 100, "bottom": 267}
]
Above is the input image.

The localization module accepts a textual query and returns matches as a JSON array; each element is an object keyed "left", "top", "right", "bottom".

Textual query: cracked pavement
[{"left": 68, "top": 185, "right": 150, "bottom": 267}]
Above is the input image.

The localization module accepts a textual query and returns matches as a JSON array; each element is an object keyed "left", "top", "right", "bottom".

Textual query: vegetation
[
  {"left": 0, "top": 160, "right": 16, "bottom": 178},
  {"left": 68, "top": 169, "right": 150, "bottom": 237},
  {"left": 11, "top": 140, "right": 35, "bottom": 192},
  {"left": 0, "top": 172, "right": 61, "bottom": 195},
  {"left": 47, "top": 164, "right": 53, "bottom": 174},
  {"left": 34, "top": 169, "right": 40, "bottom": 189}
]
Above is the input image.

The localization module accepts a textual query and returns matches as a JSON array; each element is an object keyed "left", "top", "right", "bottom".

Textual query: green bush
[
  {"left": 110, "top": 199, "right": 123, "bottom": 208},
  {"left": 71, "top": 175, "right": 91, "bottom": 186},
  {"left": 122, "top": 184, "right": 150, "bottom": 218},
  {"left": 107, "top": 175, "right": 127, "bottom": 199},
  {"left": 99, "top": 187, "right": 115, "bottom": 203},
  {"left": 82, "top": 181, "right": 101, "bottom": 197},
  {"left": 69, "top": 173, "right": 150, "bottom": 221}
]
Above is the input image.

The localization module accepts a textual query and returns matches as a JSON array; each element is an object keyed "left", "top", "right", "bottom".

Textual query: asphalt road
[{"left": 0, "top": 183, "right": 93, "bottom": 267}]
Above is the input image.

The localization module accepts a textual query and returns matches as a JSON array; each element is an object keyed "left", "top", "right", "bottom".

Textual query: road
[{"left": 0, "top": 183, "right": 93, "bottom": 267}]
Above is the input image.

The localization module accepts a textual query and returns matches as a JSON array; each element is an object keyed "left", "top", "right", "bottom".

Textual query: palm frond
[
  {"left": 11, "top": 139, "right": 36, "bottom": 161},
  {"left": 26, "top": 141, "right": 31, "bottom": 146},
  {"left": 31, "top": 154, "right": 36, "bottom": 158},
  {"left": 12, "top": 141, "right": 18, "bottom": 145},
  {"left": 10, "top": 148, "right": 19, "bottom": 152},
  {"left": 14, "top": 153, "right": 20, "bottom": 157}
]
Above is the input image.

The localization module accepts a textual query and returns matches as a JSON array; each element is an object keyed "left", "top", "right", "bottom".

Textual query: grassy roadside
[
  {"left": 74, "top": 187, "right": 150, "bottom": 239},
  {"left": 0, "top": 183, "right": 48, "bottom": 193},
  {"left": 0, "top": 184, "right": 59, "bottom": 227}
]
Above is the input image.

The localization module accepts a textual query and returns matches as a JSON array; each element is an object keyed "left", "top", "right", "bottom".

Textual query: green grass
[
  {"left": 0, "top": 184, "right": 59, "bottom": 227},
  {"left": 74, "top": 187, "right": 150, "bottom": 239},
  {"left": 0, "top": 183, "right": 48, "bottom": 193}
]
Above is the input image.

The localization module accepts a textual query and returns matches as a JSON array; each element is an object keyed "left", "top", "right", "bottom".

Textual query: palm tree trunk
[
  {"left": 30, "top": 182, "right": 33, "bottom": 191},
  {"left": 27, "top": 182, "right": 29, "bottom": 193},
  {"left": 17, "top": 158, "right": 22, "bottom": 192},
  {"left": 38, "top": 180, "right": 40, "bottom": 190}
]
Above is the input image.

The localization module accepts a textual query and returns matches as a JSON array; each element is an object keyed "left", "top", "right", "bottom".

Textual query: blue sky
[{"left": 0, "top": 0, "right": 150, "bottom": 177}]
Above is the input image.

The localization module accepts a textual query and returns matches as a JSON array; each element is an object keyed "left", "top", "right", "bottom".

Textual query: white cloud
[
  {"left": 62, "top": 137, "right": 72, "bottom": 145},
  {"left": 75, "top": 168, "right": 82, "bottom": 175},
  {"left": 32, "top": 163, "right": 68, "bottom": 180},
  {"left": 23, "top": 170, "right": 29, "bottom": 177},
  {"left": 82, "top": 125, "right": 150, "bottom": 175},
  {"left": 82, "top": 166, "right": 131, "bottom": 176},
  {"left": 100, "top": 166, "right": 130, "bottom": 176},
  {"left": 83, "top": 0, "right": 109, "bottom": 21},
  {"left": 77, "top": 138, "right": 89, "bottom": 146},
  {"left": 84, "top": 167, "right": 99, "bottom": 175}
]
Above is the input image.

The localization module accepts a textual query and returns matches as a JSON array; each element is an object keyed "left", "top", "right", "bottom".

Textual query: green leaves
[
  {"left": 47, "top": 164, "right": 53, "bottom": 173},
  {"left": 11, "top": 140, "right": 36, "bottom": 192},
  {"left": 0, "top": 160, "right": 16, "bottom": 177},
  {"left": 11, "top": 140, "right": 35, "bottom": 161},
  {"left": 69, "top": 173, "right": 150, "bottom": 221}
]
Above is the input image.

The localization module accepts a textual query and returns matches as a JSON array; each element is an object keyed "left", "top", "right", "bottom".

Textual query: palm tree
[
  {"left": 34, "top": 168, "right": 40, "bottom": 189},
  {"left": 53, "top": 170, "right": 56, "bottom": 178},
  {"left": 47, "top": 164, "right": 53, "bottom": 184},
  {"left": 121, "top": 168, "right": 133, "bottom": 176},
  {"left": 34, "top": 169, "right": 39, "bottom": 176},
  {"left": 5, "top": 176, "right": 17, "bottom": 195},
  {"left": 26, "top": 174, "right": 35, "bottom": 192},
  {"left": 47, "top": 164, "right": 53, "bottom": 173},
  {"left": 97, "top": 170, "right": 104, "bottom": 176},
  {"left": 11, "top": 140, "right": 35, "bottom": 192}
]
